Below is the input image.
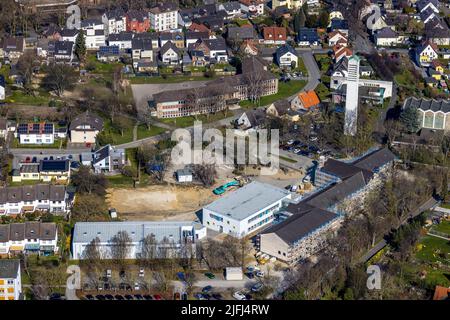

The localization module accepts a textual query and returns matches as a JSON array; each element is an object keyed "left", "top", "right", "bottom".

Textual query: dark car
[
  {"left": 105, "top": 294, "right": 114, "bottom": 300},
  {"left": 181, "top": 293, "right": 188, "bottom": 300},
  {"left": 95, "top": 295, "right": 106, "bottom": 300},
  {"left": 245, "top": 294, "right": 253, "bottom": 300},
  {"left": 32, "top": 157, "right": 37, "bottom": 163},
  {"left": 212, "top": 293, "right": 223, "bottom": 300},
  {"left": 115, "top": 295, "right": 125, "bottom": 300},
  {"left": 85, "top": 295, "right": 95, "bottom": 300},
  {"left": 202, "top": 285, "right": 212, "bottom": 293},
  {"left": 202, "top": 293, "right": 212, "bottom": 300},
  {"left": 134, "top": 294, "right": 144, "bottom": 300},
  {"left": 49, "top": 293, "right": 62, "bottom": 300},
  {"left": 246, "top": 272, "right": 255, "bottom": 279},
  {"left": 124, "top": 295, "right": 134, "bottom": 300},
  {"left": 49, "top": 156, "right": 54, "bottom": 160},
  {"left": 204, "top": 272, "right": 215, "bottom": 279},
  {"left": 143, "top": 295, "right": 153, "bottom": 300}
]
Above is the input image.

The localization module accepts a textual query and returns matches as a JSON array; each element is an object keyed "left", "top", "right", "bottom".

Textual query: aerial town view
[{"left": 0, "top": 0, "right": 449, "bottom": 311}]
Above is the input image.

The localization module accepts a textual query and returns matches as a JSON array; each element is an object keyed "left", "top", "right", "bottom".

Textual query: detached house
[
  {"left": 160, "top": 32, "right": 184, "bottom": 48},
  {"left": 375, "top": 27, "right": 400, "bottom": 46},
  {"left": 297, "top": 28, "right": 319, "bottom": 46},
  {"left": 263, "top": 26, "right": 287, "bottom": 45},
  {"left": 160, "top": 41, "right": 182, "bottom": 65},
  {"left": 149, "top": 3, "right": 178, "bottom": 32},
  {"left": 416, "top": 41, "right": 439, "bottom": 67},
  {"left": 185, "top": 31, "right": 211, "bottom": 47},
  {"left": 16, "top": 123, "right": 54, "bottom": 145},
  {"left": 275, "top": 44, "right": 298, "bottom": 68},
  {"left": 227, "top": 26, "right": 256, "bottom": 42},
  {"left": 239, "top": 0, "right": 265, "bottom": 16},
  {"left": 219, "top": 2, "right": 243, "bottom": 18},
  {"left": 60, "top": 28, "right": 79, "bottom": 43},
  {"left": 92, "top": 144, "right": 126, "bottom": 173},
  {"left": 328, "top": 31, "right": 347, "bottom": 47},
  {"left": 1, "top": 37, "right": 25, "bottom": 60},
  {"left": 69, "top": 111, "right": 104, "bottom": 145},
  {"left": 132, "top": 38, "right": 153, "bottom": 68},
  {"left": 107, "top": 32, "right": 133, "bottom": 50},
  {"left": 53, "top": 41, "right": 74, "bottom": 63},
  {"left": 102, "top": 8, "right": 127, "bottom": 36}
]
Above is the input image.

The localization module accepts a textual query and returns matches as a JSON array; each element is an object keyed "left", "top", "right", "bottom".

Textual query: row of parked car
[{"left": 83, "top": 294, "right": 164, "bottom": 301}]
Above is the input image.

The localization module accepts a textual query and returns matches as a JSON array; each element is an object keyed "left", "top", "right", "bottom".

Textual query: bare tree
[
  {"left": 244, "top": 71, "right": 264, "bottom": 105},
  {"left": 140, "top": 233, "right": 158, "bottom": 264},
  {"left": 82, "top": 237, "right": 103, "bottom": 267},
  {"left": 110, "top": 231, "right": 132, "bottom": 265},
  {"left": 192, "top": 164, "right": 216, "bottom": 187}
]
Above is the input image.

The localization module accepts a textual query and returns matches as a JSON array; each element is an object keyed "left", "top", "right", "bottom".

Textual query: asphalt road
[{"left": 295, "top": 51, "right": 321, "bottom": 94}]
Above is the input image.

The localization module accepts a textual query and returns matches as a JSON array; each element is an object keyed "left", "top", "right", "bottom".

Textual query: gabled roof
[
  {"left": 330, "top": 18, "right": 348, "bottom": 30},
  {"left": 0, "top": 259, "right": 20, "bottom": 279},
  {"left": 1, "top": 37, "right": 25, "bottom": 52},
  {"left": 276, "top": 44, "right": 296, "bottom": 59},
  {"left": 263, "top": 26, "right": 287, "bottom": 41},
  {"left": 69, "top": 111, "right": 104, "bottom": 131},
  {"left": 188, "top": 23, "right": 211, "bottom": 33},
  {"left": 60, "top": 28, "right": 79, "bottom": 37},
  {"left": 108, "top": 32, "right": 133, "bottom": 42},
  {"left": 297, "top": 28, "right": 319, "bottom": 42},
  {"left": 160, "top": 41, "right": 181, "bottom": 56},
  {"left": 416, "top": 41, "right": 438, "bottom": 54},
  {"left": 244, "top": 108, "right": 266, "bottom": 127},
  {"left": 54, "top": 41, "right": 74, "bottom": 55},
  {"left": 376, "top": 27, "right": 398, "bottom": 39},
  {"left": 93, "top": 144, "right": 111, "bottom": 164},
  {"left": 132, "top": 38, "right": 153, "bottom": 50},
  {"left": 298, "top": 90, "right": 320, "bottom": 109},
  {"left": 352, "top": 148, "right": 396, "bottom": 172},
  {"left": 227, "top": 26, "right": 256, "bottom": 40},
  {"left": 403, "top": 96, "right": 450, "bottom": 113},
  {"left": 269, "top": 99, "right": 290, "bottom": 116}
]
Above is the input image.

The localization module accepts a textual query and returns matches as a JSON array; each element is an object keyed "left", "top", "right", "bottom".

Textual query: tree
[
  {"left": 384, "top": 119, "right": 402, "bottom": 145},
  {"left": 71, "top": 165, "right": 108, "bottom": 195},
  {"left": 82, "top": 237, "right": 102, "bottom": 267},
  {"left": 42, "top": 63, "right": 77, "bottom": 96},
  {"left": 71, "top": 194, "right": 108, "bottom": 221},
  {"left": 192, "top": 164, "right": 216, "bottom": 187},
  {"left": 110, "top": 231, "right": 132, "bottom": 264},
  {"left": 74, "top": 31, "right": 87, "bottom": 62},
  {"left": 141, "top": 233, "right": 158, "bottom": 263},
  {"left": 112, "top": 117, "right": 133, "bottom": 137},
  {"left": 441, "top": 170, "right": 448, "bottom": 202},
  {"left": 399, "top": 106, "right": 420, "bottom": 133},
  {"left": 16, "top": 51, "right": 37, "bottom": 94}
]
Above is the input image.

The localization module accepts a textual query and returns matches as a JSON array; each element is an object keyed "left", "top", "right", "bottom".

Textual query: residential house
[
  {"left": 16, "top": 123, "right": 54, "bottom": 145},
  {"left": 92, "top": 144, "right": 126, "bottom": 173},
  {"left": 102, "top": 8, "right": 127, "bottom": 36},
  {"left": 185, "top": 31, "right": 211, "bottom": 47},
  {"left": 227, "top": 26, "right": 256, "bottom": 42},
  {"left": 52, "top": 41, "right": 74, "bottom": 63},
  {"left": 291, "top": 90, "right": 321, "bottom": 111},
  {"left": 275, "top": 44, "right": 298, "bottom": 68},
  {"left": 126, "top": 10, "right": 150, "bottom": 33},
  {"left": 424, "top": 18, "right": 450, "bottom": 45},
  {"left": 1, "top": 37, "right": 25, "bottom": 60},
  {"left": 219, "top": 2, "right": 243, "bottom": 18},
  {"left": 415, "top": 41, "right": 439, "bottom": 67},
  {"left": 149, "top": 3, "right": 178, "bottom": 32},
  {"left": 12, "top": 160, "right": 70, "bottom": 183},
  {"left": 271, "top": 0, "right": 304, "bottom": 10},
  {"left": 329, "top": 19, "right": 349, "bottom": 36},
  {"left": 189, "top": 50, "right": 208, "bottom": 67},
  {"left": 416, "top": 0, "right": 440, "bottom": 13},
  {"left": 266, "top": 99, "right": 299, "bottom": 121},
  {"left": 160, "top": 41, "right": 182, "bottom": 65},
  {"left": 60, "top": 28, "right": 79, "bottom": 43},
  {"left": 81, "top": 18, "right": 106, "bottom": 50},
  {"left": 72, "top": 221, "right": 206, "bottom": 260},
  {"left": 297, "top": 28, "right": 320, "bottom": 46},
  {"left": 107, "top": 32, "right": 133, "bottom": 50},
  {"left": 328, "top": 30, "right": 348, "bottom": 47},
  {"left": 160, "top": 32, "right": 184, "bottom": 48},
  {"left": 240, "top": 40, "right": 258, "bottom": 56},
  {"left": 134, "top": 32, "right": 160, "bottom": 49},
  {"left": 333, "top": 45, "right": 353, "bottom": 62},
  {"left": 375, "top": 27, "right": 400, "bottom": 46},
  {"left": 69, "top": 111, "right": 104, "bottom": 145},
  {"left": 263, "top": 26, "right": 287, "bottom": 45},
  {"left": 202, "top": 181, "right": 291, "bottom": 237},
  {"left": 190, "top": 38, "right": 229, "bottom": 63},
  {"left": 0, "top": 184, "right": 71, "bottom": 215},
  {"left": 97, "top": 45, "right": 120, "bottom": 62},
  {"left": 239, "top": 0, "right": 265, "bottom": 16},
  {"left": 132, "top": 38, "right": 153, "bottom": 68},
  {"left": 188, "top": 23, "right": 211, "bottom": 34},
  {"left": 0, "top": 260, "right": 21, "bottom": 300},
  {"left": 0, "top": 223, "right": 58, "bottom": 258},
  {"left": 420, "top": 7, "right": 437, "bottom": 24},
  {"left": 234, "top": 109, "right": 266, "bottom": 133}
]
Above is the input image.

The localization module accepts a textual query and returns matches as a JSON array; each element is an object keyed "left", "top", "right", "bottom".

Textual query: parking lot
[{"left": 10, "top": 148, "right": 90, "bottom": 169}]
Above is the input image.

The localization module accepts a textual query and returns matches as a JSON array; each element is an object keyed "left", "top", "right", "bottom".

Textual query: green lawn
[
  {"left": 128, "top": 75, "right": 212, "bottom": 84},
  {"left": 101, "top": 120, "right": 135, "bottom": 145},
  {"left": 296, "top": 57, "right": 308, "bottom": 76},
  {"left": 106, "top": 174, "right": 135, "bottom": 187},
  {"left": 416, "top": 235, "right": 450, "bottom": 264},
  {"left": 136, "top": 124, "right": 166, "bottom": 140},
  {"left": 9, "top": 180, "right": 43, "bottom": 187},
  {"left": 6, "top": 90, "right": 52, "bottom": 106},
  {"left": 239, "top": 80, "right": 306, "bottom": 108},
  {"left": 314, "top": 54, "right": 332, "bottom": 74},
  {"left": 432, "top": 220, "right": 450, "bottom": 235},
  {"left": 86, "top": 54, "right": 122, "bottom": 74}
]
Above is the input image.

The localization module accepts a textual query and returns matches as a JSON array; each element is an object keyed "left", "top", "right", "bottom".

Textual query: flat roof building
[{"left": 202, "top": 181, "right": 291, "bottom": 237}]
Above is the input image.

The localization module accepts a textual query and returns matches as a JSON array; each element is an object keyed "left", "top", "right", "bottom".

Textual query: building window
[{"left": 435, "top": 113, "right": 444, "bottom": 129}]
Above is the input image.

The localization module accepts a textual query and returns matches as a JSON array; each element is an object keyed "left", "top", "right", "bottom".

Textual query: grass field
[
  {"left": 136, "top": 124, "right": 166, "bottom": 140},
  {"left": 6, "top": 90, "right": 52, "bottom": 106},
  {"left": 128, "top": 75, "right": 212, "bottom": 84},
  {"left": 157, "top": 111, "right": 232, "bottom": 128},
  {"left": 239, "top": 80, "right": 307, "bottom": 108},
  {"left": 432, "top": 220, "right": 450, "bottom": 235}
]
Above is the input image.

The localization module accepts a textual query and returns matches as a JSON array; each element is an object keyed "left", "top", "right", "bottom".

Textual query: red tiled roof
[
  {"left": 298, "top": 90, "right": 320, "bottom": 109},
  {"left": 263, "top": 26, "right": 287, "bottom": 41}
]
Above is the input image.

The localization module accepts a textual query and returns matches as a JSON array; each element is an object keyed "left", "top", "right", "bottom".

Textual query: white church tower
[{"left": 344, "top": 55, "right": 360, "bottom": 136}]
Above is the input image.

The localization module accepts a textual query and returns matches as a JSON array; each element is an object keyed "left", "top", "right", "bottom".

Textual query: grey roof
[
  {"left": 203, "top": 38, "right": 227, "bottom": 51},
  {"left": 0, "top": 184, "right": 66, "bottom": 204},
  {"left": 321, "top": 158, "right": 372, "bottom": 182},
  {"left": 132, "top": 38, "right": 153, "bottom": 51},
  {"left": 245, "top": 109, "right": 266, "bottom": 127},
  {"left": 93, "top": 145, "right": 110, "bottom": 164},
  {"left": 160, "top": 41, "right": 181, "bottom": 56},
  {"left": 403, "top": 97, "right": 450, "bottom": 113},
  {"left": 185, "top": 31, "right": 210, "bottom": 40},
  {"left": 261, "top": 207, "right": 338, "bottom": 244},
  {"left": 0, "top": 259, "right": 20, "bottom": 279},
  {"left": 204, "top": 181, "right": 290, "bottom": 221},
  {"left": 222, "top": 1, "right": 241, "bottom": 12},
  {"left": 0, "top": 222, "right": 57, "bottom": 242},
  {"left": 276, "top": 44, "right": 296, "bottom": 59},
  {"left": 227, "top": 26, "right": 255, "bottom": 41},
  {"left": 160, "top": 32, "right": 184, "bottom": 41},
  {"left": 417, "top": 0, "right": 439, "bottom": 12},
  {"left": 69, "top": 111, "right": 104, "bottom": 131},
  {"left": 352, "top": 147, "right": 396, "bottom": 172},
  {"left": 108, "top": 32, "right": 133, "bottom": 42},
  {"left": 73, "top": 221, "right": 197, "bottom": 244},
  {"left": 20, "top": 163, "right": 39, "bottom": 173},
  {"left": 39, "top": 159, "right": 70, "bottom": 172},
  {"left": 60, "top": 28, "right": 79, "bottom": 37},
  {"left": 376, "top": 27, "right": 398, "bottom": 38}
]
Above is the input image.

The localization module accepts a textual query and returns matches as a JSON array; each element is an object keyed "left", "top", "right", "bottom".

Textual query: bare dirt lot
[{"left": 106, "top": 184, "right": 214, "bottom": 221}]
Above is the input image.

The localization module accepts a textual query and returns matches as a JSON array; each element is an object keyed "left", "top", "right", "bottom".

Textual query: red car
[{"left": 153, "top": 294, "right": 163, "bottom": 300}]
